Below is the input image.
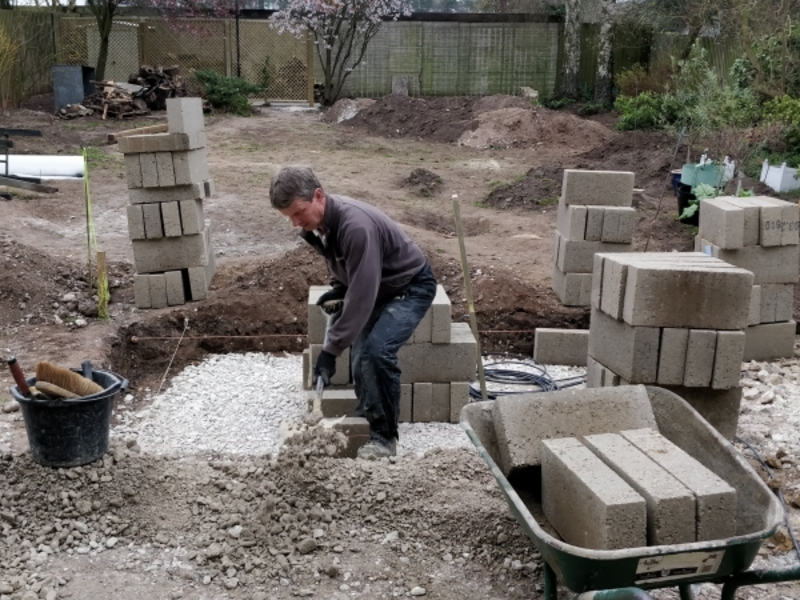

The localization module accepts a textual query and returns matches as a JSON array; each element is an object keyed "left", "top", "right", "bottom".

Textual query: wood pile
[
  {"left": 80, "top": 82, "right": 150, "bottom": 119},
  {"left": 127, "top": 64, "right": 188, "bottom": 111}
]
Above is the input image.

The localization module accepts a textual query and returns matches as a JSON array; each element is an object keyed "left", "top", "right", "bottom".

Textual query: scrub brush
[{"left": 35, "top": 362, "right": 103, "bottom": 397}]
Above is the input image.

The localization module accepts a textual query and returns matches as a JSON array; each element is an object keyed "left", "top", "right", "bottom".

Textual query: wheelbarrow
[{"left": 460, "top": 385, "right": 800, "bottom": 599}]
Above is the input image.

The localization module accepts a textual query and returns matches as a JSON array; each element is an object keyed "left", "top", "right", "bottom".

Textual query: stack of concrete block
[
  {"left": 587, "top": 252, "right": 754, "bottom": 439},
  {"left": 123, "top": 97, "right": 216, "bottom": 309},
  {"left": 552, "top": 169, "right": 637, "bottom": 306},
  {"left": 695, "top": 196, "right": 799, "bottom": 361},
  {"left": 303, "top": 284, "right": 476, "bottom": 424}
]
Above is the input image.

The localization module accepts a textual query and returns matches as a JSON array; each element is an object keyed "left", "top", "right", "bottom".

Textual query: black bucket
[
  {"left": 676, "top": 183, "right": 699, "bottom": 226},
  {"left": 9, "top": 369, "right": 127, "bottom": 468}
]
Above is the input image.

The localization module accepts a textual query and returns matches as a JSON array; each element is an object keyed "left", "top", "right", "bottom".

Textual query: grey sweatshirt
[{"left": 301, "top": 194, "right": 427, "bottom": 356}]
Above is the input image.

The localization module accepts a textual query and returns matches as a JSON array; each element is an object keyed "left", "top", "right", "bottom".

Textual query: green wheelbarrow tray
[{"left": 460, "top": 385, "right": 798, "bottom": 598}]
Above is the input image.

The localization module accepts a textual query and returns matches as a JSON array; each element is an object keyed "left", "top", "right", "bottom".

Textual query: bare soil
[{"left": 1, "top": 93, "right": 799, "bottom": 599}]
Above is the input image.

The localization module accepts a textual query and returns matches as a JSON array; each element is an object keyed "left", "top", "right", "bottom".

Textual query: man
[{"left": 270, "top": 165, "right": 437, "bottom": 459}]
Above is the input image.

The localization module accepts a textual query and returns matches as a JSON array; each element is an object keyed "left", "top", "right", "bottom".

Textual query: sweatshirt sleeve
[{"left": 322, "top": 224, "right": 381, "bottom": 356}]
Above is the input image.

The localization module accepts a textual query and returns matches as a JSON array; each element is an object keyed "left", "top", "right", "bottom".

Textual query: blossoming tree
[{"left": 271, "top": 0, "right": 411, "bottom": 106}]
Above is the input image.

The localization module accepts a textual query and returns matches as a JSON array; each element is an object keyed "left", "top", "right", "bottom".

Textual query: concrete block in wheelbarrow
[
  {"left": 542, "top": 437, "right": 647, "bottom": 550},
  {"left": 582, "top": 433, "right": 696, "bottom": 545},
  {"left": 621, "top": 428, "right": 737, "bottom": 541},
  {"left": 493, "top": 385, "right": 657, "bottom": 478}
]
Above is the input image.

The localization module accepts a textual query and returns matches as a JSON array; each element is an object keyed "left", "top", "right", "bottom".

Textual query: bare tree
[
  {"left": 560, "top": 0, "right": 580, "bottom": 98},
  {"left": 594, "top": 0, "right": 613, "bottom": 104},
  {"left": 86, "top": 0, "right": 119, "bottom": 81}
]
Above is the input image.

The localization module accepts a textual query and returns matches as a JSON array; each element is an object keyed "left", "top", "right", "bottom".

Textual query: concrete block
[
  {"left": 413, "top": 382, "right": 433, "bottom": 422},
  {"left": 583, "top": 433, "right": 696, "bottom": 545},
  {"left": 166, "top": 97, "right": 205, "bottom": 133},
  {"left": 203, "top": 178, "right": 215, "bottom": 197},
  {"left": 187, "top": 249, "right": 215, "bottom": 301},
  {"left": 411, "top": 306, "right": 432, "bottom": 344},
  {"left": 450, "top": 381, "right": 470, "bottom": 423},
  {"left": 561, "top": 169, "right": 635, "bottom": 207},
  {"left": 744, "top": 321, "right": 796, "bottom": 361},
  {"left": 329, "top": 417, "right": 370, "bottom": 459},
  {"left": 149, "top": 274, "right": 167, "bottom": 309},
  {"left": 431, "top": 285, "right": 452, "bottom": 344},
  {"left": 126, "top": 204, "right": 145, "bottom": 240},
  {"left": 307, "top": 286, "right": 331, "bottom": 345},
  {"left": 432, "top": 383, "right": 450, "bottom": 422},
  {"left": 556, "top": 204, "right": 587, "bottom": 240},
  {"left": 309, "top": 345, "right": 350, "bottom": 386},
  {"left": 585, "top": 206, "right": 604, "bottom": 241},
  {"left": 712, "top": 330, "right": 745, "bottom": 389},
  {"left": 657, "top": 328, "right": 689, "bottom": 386},
  {"left": 128, "top": 183, "right": 204, "bottom": 204},
  {"left": 161, "top": 201, "right": 182, "bottom": 237},
  {"left": 133, "top": 274, "right": 151, "bottom": 309},
  {"left": 119, "top": 131, "right": 206, "bottom": 154},
  {"left": 164, "top": 270, "right": 185, "bottom": 306},
  {"left": 588, "top": 308, "right": 660, "bottom": 383},
  {"left": 493, "top": 384, "right": 656, "bottom": 476},
  {"left": 699, "top": 240, "right": 799, "bottom": 285},
  {"left": 533, "top": 328, "right": 588, "bottom": 366},
  {"left": 748, "top": 286, "right": 761, "bottom": 326},
  {"left": 591, "top": 253, "right": 604, "bottom": 309},
  {"left": 397, "top": 323, "right": 477, "bottom": 383},
  {"left": 172, "top": 148, "right": 210, "bottom": 186},
  {"left": 600, "top": 207, "right": 635, "bottom": 244},
  {"left": 400, "top": 383, "right": 412, "bottom": 423},
  {"left": 621, "top": 428, "right": 737, "bottom": 541},
  {"left": 141, "top": 203, "right": 163, "bottom": 239},
  {"left": 552, "top": 229, "right": 561, "bottom": 265},
  {"left": 683, "top": 330, "right": 716, "bottom": 387},
  {"left": 302, "top": 349, "right": 310, "bottom": 390},
  {"left": 556, "top": 232, "right": 633, "bottom": 274},
  {"left": 125, "top": 154, "right": 142, "bottom": 188},
  {"left": 699, "top": 198, "right": 745, "bottom": 249},
  {"left": 552, "top": 264, "right": 592, "bottom": 307},
  {"left": 133, "top": 226, "right": 210, "bottom": 273},
  {"left": 775, "top": 284, "right": 794, "bottom": 322},
  {"left": 585, "top": 355, "right": 603, "bottom": 388},
  {"left": 721, "top": 197, "right": 760, "bottom": 246},
  {"left": 761, "top": 283, "right": 778, "bottom": 324},
  {"left": 155, "top": 152, "right": 176, "bottom": 187},
  {"left": 542, "top": 437, "right": 647, "bottom": 550},
  {"left": 320, "top": 388, "right": 358, "bottom": 418},
  {"left": 759, "top": 201, "right": 784, "bottom": 247},
  {"left": 663, "top": 386, "right": 742, "bottom": 440},
  {"left": 599, "top": 254, "right": 627, "bottom": 320},
  {"left": 179, "top": 198, "right": 205, "bottom": 236},
  {"left": 139, "top": 153, "right": 159, "bottom": 188}
]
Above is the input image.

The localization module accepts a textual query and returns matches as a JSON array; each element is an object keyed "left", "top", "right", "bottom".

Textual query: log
[{"left": 107, "top": 123, "right": 169, "bottom": 144}]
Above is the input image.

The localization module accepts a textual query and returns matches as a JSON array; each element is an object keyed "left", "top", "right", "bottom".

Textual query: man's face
[{"left": 279, "top": 188, "right": 326, "bottom": 231}]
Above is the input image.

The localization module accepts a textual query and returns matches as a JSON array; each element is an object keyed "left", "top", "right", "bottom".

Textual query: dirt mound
[
  {"left": 321, "top": 98, "right": 376, "bottom": 124},
  {"left": 339, "top": 95, "right": 615, "bottom": 151},
  {"left": 483, "top": 165, "right": 566, "bottom": 210},
  {"left": 402, "top": 208, "right": 489, "bottom": 237},
  {"left": 401, "top": 167, "right": 443, "bottom": 197}
]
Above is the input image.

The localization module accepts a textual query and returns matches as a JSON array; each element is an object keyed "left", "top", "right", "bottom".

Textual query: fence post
[
  {"left": 306, "top": 31, "right": 314, "bottom": 106},
  {"left": 225, "top": 19, "right": 232, "bottom": 78},
  {"left": 52, "top": 12, "right": 62, "bottom": 63}
]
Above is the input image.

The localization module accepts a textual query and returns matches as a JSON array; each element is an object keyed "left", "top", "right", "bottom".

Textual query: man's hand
[
  {"left": 313, "top": 350, "right": 337, "bottom": 386},
  {"left": 317, "top": 287, "right": 346, "bottom": 315}
]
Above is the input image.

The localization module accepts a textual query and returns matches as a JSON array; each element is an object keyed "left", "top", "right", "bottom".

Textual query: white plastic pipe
[{"left": 4, "top": 155, "right": 84, "bottom": 180}]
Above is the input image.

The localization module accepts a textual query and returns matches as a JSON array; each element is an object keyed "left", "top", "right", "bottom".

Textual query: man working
[{"left": 270, "top": 165, "right": 437, "bottom": 459}]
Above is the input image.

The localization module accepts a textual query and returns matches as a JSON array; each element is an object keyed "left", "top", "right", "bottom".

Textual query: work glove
[
  {"left": 314, "top": 350, "right": 337, "bottom": 387},
  {"left": 317, "top": 287, "right": 346, "bottom": 315}
]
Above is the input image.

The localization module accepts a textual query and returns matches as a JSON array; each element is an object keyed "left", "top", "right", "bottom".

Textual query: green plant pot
[{"left": 680, "top": 163, "right": 723, "bottom": 189}]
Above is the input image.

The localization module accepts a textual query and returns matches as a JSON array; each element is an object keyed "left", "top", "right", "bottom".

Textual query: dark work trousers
[{"left": 349, "top": 263, "right": 437, "bottom": 444}]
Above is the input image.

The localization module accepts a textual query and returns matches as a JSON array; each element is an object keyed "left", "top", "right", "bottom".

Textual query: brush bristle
[{"left": 35, "top": 362, "right": 103, "bottom": 397}]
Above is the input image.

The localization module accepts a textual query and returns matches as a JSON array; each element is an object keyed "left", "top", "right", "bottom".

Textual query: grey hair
[{"left": 269, "top": 165, "right": 322, "bottom": 209}]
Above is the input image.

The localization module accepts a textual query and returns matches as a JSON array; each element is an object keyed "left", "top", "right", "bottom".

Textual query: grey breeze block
[
  {"left": 132, "top": 225, "right": 211, "bottom": 274},
  {"left": 557, "top": 204, "right": 635, "bottom": 243},
  {"left": 560, "top": 169, "right": 635, "bottom": 208},
  {"left": 588, "top": 308, "right": 660, "bottom": 383},
  {"left": 744, "top": 321, "right": 797, "bottom": 362},
  {"left": 554, "top": 230, "right": 634, "bottom": 274},
  {"left": 582, "top": 433, "right": 696, "bottom": 545},
  {"left": 126, "top": 200, "right": 204, "bottom": 240},
  {"left": 133, "top": 239, "right": 215, "bottom": 309},
  {"left": 128, "top": 181, "right": 212, "bottom": 205},
  {"left": 493, "top": 384, "right": 656, "bottom": 477},
  {"left": 621, "top": 428, "right": 737, "bottom": 542},
  {"left": 166, "top": 97, "right": 206, "bottom": 134},
  {"left": 542, "top": 437, "right": 647, "bottom": 550},
  {"left": 551, "top": 264, "right": 592, "bottom": 307},
  {"left": 119, "top": 131, "right": 206, "bottom": 155},
  {"left": 695, "top": 238, "right": 799, "bottom": 285},
  {"left": 699, "top": 196, "right": 800, "bottom": 249},
  {"left": 533, "top": 328, "right": 588, "bottom": 366}
]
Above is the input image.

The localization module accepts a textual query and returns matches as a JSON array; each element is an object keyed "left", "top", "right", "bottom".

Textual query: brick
[
  {"left": 699, "top": 240, "right": 799, "bottom": 285},
  {"left": 721, "top": 197, "right": 760, "bottom": 246},
  {"left": 744, "top": 321, "right": 796, "bottom": 361},
  {"left": 583, "top": 433, "right": 695, "bottom": 545},
  {"left": 161, "top": 201, "right": 182, "bottom": 237},
  {"left": 620, "top": 428, "right": 737, "bottom": 541},
  {"left": 748, "top": 285, "right": 761, "bottom": 326},
  {"left": 712, "top": 331, "right": 745, "bottom": 389},
  {"left": 449, "top": 382, "right": 470, "bottom": 423},
  {"left": 139, "top": 153, "right": 159, "bottom": 188},
  {"left": 542, "top": 437, "right": 646, "bottom": 550},
  {"left": 128, "top": 183, "right": 205, "bottom": 204},
  {"left": 683, "top": 330, "right": 716, "bottom": 387},
  {"left": 413, "top": 382, "right": 433, "bottom": 422},
  {"left": 698, "top": 198, "right": 745, "bottom": 249},
  {"left": 118, "top": 131, "right": 206, "bottom": 154},
  {"left": 133, "top": 274, "right": 151, "bottom": 308},
  {"left": 320, "top": 388, "right": 358, "bottom": 418},
  {"left": 125, "top": 154, "right": 142, "bottom": 188},
  {"left": 329, "top": 417, "right": 370, "bottom": 459},
  {"left": 431, "top": 383, "right": 450, "bottom": 422},
  {"left": 133, "top": 226, "right": 210, "bottom": 273},
  {"left": 400, "top": 383, "right": 412, "bottom": 422},
  {"left": 431, "top": 285, "right": 452, "bottom": 344},
  {"left": 588, "top": 308, "right": 660, "bottom": 383},
  {"left": 556, "top": 231, "right": 633, "bottom": 274},
  {"left": 164, "top": 270, "right": 185, "bottom": 306},
  {"left": 533, "top": 328, "right": 588, "bottom": 366},
  {"left": 166, "top": 97, "right": 205, "bottom": 133},
  {"left": 493, "top": 385, "right": 656, "bottom": 476},
  {"left": 173, "top": 148, "right": 210, "bottom": 186},
  {"left": 179, "top": 198, "right": 205, "bottom": 235},
  {"left": 585, "top": 206, "right": 604, "bottom": 241},
  {"left": 552, "top": 264, "right": 592, "bottom": 307},
  {"left": 126, "top": 205, "right": 145, "bottom": 240},
  {"left": 309, "top": 345, "right": 350, "bottom": 386},
  {"left": 141, "top": 203, "right": 163, "bottom": 239},
  {"left": 600, "top": 207, "right": 635, "bottom": 244},
  {"left": 657, "top": 328, "right": 689, "bottom": 386},
  {"left": 556, "top": 204, "right": 587, "bottom": 240},
  {"left": 149, "top": 274, "right": 167, "bottom": 309},
  {"left": 662, "top": 386, "right": 742, "bottom": 441},
  {"left": 398, "top": 323, "right": 477, "bottom": 383},
  {"left": 561, "top": 169, "right": 635, "bottom": 207},
  {"left": 775, "top": 284, "right": 794, "bottom": 322}
]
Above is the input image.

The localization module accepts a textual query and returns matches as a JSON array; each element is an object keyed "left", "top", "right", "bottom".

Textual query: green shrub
[
  {"left": 615, "top": 61, "right": 672, "bottom": 97},
  {"left": 193, "top": 69, "right": 264, "bottom": 116},
  {"left": 614, "top": 92, "right": 664, "bottom": 130}
]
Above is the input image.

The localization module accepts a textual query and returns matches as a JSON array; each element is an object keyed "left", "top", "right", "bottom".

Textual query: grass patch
[
  {"left": 83, "top": 146, "right": 121, "bottom": 169},
  {"left": 539, "top": 196, "right": 559, "bottom": 206}
]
